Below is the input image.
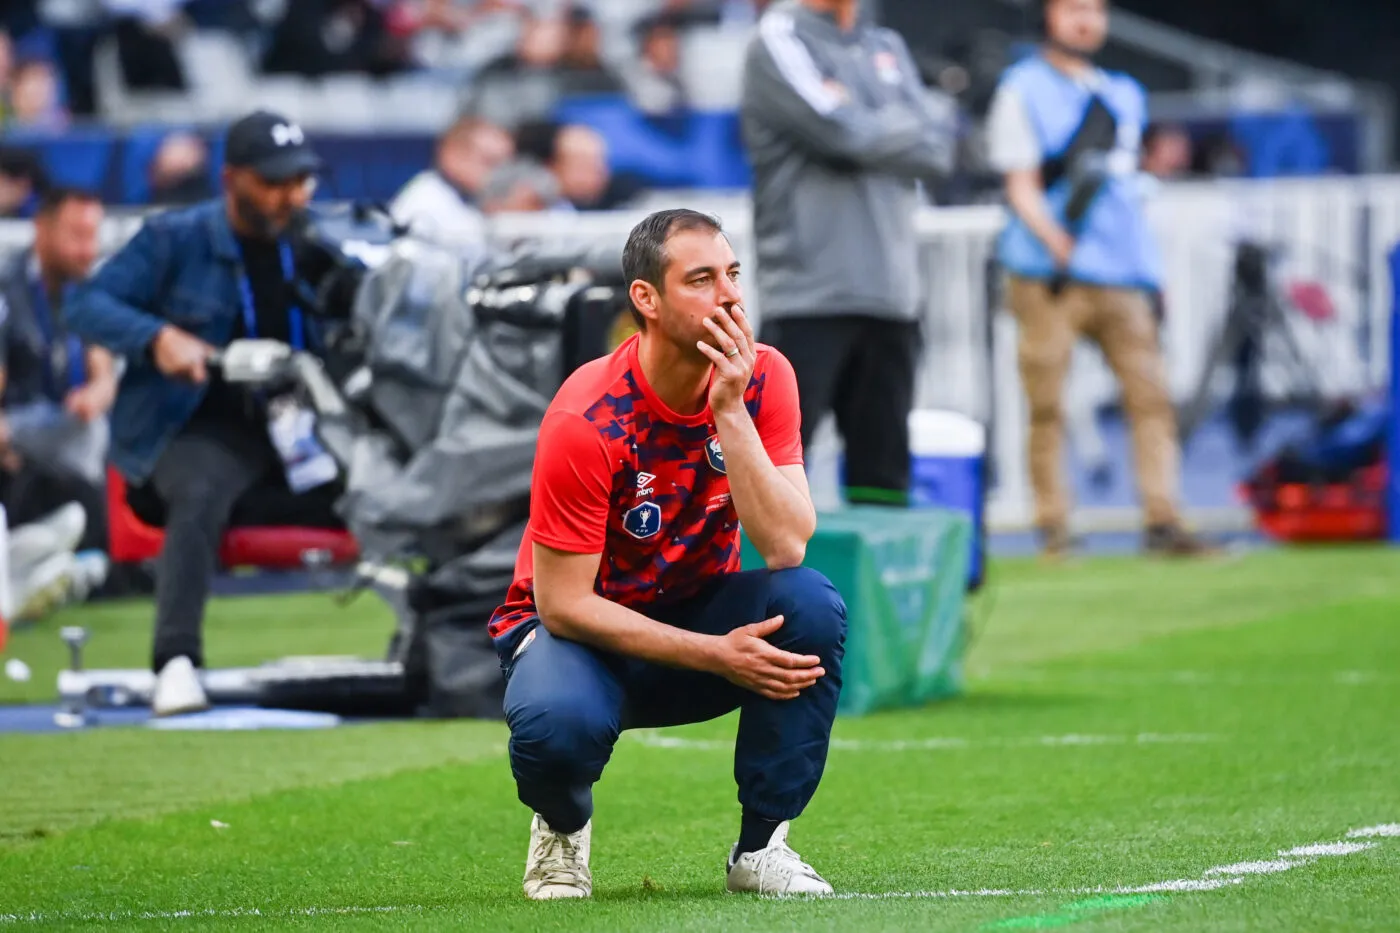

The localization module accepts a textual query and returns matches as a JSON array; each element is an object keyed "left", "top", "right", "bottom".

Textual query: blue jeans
[{"left": 502, "top": 567, "right": 847, "bottom": 834}]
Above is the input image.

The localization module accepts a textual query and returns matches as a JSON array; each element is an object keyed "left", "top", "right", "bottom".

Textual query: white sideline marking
[
  {"left": 1281, "top": 842, "right": 1373, "bottom": 858},
  {"left": 984, "top": 669, "right": 1395, "bottom": 687},
  {"left": 0, "top": 823, "right": 1390, "bottom": 922},
  {"left": 1114, "top": 878, "right": 1242, "bottom": 894},
  {"left": 628, "top": 732, "right": 1219, "bottom": 752},
  {"left": 826, "top": 889, "right": 1033, "bottom": 900},
  {"left": 824, "top": 879, "right": 1245, "bottom": 900},
  {"left": 830, "top": 831, "right": 1382, "bottom": 901},
  {"left": 1204, "top": 859, "right": 1302, "bottom": 876},
  {"left": 0, "top": 906, "right": 420, "bottom": 923}
]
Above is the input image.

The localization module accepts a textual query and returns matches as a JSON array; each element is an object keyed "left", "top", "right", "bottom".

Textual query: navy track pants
[{"left": 502, "top": 567, "right": 847, "bottom": 833}]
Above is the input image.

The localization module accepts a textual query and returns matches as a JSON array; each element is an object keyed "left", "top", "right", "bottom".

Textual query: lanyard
[
  {"left": 28, "top": 276, "right": 84, "bottom": 396},
  {"left": 236, "top": 240, "right": 305, "bottom": 350}
]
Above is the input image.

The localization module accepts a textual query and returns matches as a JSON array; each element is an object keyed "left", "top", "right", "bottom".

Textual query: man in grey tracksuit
[{"left": 740, "top": 0, "right": 953, "bottom": 505}]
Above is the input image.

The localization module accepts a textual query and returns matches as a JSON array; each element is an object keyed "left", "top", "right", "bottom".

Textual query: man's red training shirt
[{"left": 487, "top": 333, "right": 803, "bottom": 641}]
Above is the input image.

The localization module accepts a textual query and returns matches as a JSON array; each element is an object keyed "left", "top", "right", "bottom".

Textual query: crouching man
[{"left": 488, "top": 209, "right": 847, "bottom": 899}]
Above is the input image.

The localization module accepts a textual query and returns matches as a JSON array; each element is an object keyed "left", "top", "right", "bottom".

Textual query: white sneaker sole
[{"left": 12, "top": 552, "right": 77, "bottom": 621}]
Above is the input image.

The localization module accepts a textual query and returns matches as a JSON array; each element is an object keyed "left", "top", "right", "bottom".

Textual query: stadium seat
[
  {"left": 378, "top": 76, "right": 461, "bottom": 132},
  {"left": 317, "top": 76, "right": 378, "bottom": 131},
  {"left": 104, "top": 466, "right": 359, "bottom": 570},
  {"left": 251, "top": 76, "right": 314, "bottom": 125},
  {"left": 177, "top": 30, "right": 256, "bottom": 121},
  {"left": 679, "top": 26, "right": 746, "bottom": 110},
  {"left": 92, "top": 36, "right": 194, "bottom": 127}
]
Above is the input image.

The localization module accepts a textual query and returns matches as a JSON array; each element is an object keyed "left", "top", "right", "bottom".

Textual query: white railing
[
  {"left": 7, "top": 176, "right": 1400, "bottom": 530},
  {"left": 491, "top": 178, "right": 1400, "bottom": 528}
]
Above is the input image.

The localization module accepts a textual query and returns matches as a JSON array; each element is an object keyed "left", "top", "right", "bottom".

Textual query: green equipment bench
[{"left": 742, "top": 506, "right": 971, "bottom": 717}]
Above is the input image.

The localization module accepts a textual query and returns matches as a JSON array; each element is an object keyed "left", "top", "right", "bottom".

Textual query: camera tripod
[{"left": 1176, "top": 240, "right": 1333, "bottom": 452}]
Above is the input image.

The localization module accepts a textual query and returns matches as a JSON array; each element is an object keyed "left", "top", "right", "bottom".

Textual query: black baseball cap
[{"left": 223, "top": 110, "right": 323, "bottom": 183}]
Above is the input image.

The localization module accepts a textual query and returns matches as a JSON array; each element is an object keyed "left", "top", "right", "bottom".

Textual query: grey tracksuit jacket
[{"left": 739, "top": 1, "right": 954, "bottom": 323}]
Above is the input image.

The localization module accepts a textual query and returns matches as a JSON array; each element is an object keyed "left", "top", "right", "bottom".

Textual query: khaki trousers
[{"left": 1007, "top": 276, "right": 1181, "bottom": 531}]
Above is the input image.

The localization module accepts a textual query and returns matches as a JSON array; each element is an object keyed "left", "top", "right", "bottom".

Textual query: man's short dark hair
[
  {"left": 36, "top": 185, "right": 102, "bottom": 217},
  {"left": 621, "top": 208, "right": 724, "bottom": 330}
]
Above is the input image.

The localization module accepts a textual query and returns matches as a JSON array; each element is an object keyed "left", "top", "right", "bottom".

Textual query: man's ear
[{"left": 629, "top": 280, "right": 660, "bottom": 327}]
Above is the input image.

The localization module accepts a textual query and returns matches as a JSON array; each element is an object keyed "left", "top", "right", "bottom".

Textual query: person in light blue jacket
[{"left": 986, "top": 0, "right": 1208, "bottom": 558}]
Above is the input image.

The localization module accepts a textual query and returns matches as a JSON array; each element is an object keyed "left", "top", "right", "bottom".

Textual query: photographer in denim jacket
[{"left": 66, "top": 110, "right": 344, "bottom": 717}]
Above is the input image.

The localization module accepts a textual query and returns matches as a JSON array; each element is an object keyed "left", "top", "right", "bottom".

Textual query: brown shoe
[
  {"left": 1143, "top": 524, "right": 1216, "bottom": 557},
  {"left": 1037, "top": 525, "right": 1075, "bottom": 562}
]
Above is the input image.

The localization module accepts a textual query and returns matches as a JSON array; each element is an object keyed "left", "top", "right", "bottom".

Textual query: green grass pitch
[{"left": 2, "top": 545, "right": 1398, "bottom": 931}]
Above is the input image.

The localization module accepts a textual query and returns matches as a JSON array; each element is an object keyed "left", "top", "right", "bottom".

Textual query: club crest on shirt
[
  {"left": 623, "top": 501, "right": 662, "bottom": 539},
  {"left": 705, "top": 435, "right": 726, "bottom": 474}
]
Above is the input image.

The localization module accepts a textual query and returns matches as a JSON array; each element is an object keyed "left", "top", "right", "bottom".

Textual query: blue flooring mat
[
  {"left": 1, "top": 704, "right": 349, "bottom": 734},
  {"left": 2, "top": 705, "right": 151, "bottom": 733},
  {"left": 987, "top": 528, "right": 1265, "bottom": 558},
  {"left": 1042, "top": 408, "right": 1311, "bottom": 512}
]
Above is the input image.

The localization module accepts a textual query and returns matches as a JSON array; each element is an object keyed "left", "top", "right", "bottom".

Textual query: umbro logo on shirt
[{"left": 636, "top": 472, "right": 656, "bottom": 497}]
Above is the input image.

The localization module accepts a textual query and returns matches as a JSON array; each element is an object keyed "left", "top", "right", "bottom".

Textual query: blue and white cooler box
[{"left": 908, "top": 410, "right": 986, "bottom": 591}]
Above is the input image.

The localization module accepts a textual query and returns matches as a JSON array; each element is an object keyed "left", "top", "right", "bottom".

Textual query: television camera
[{"left": 55, "top": 203, "right": 634, "bottom": 725}]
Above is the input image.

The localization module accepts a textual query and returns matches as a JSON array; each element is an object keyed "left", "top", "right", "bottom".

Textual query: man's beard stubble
[
  {"left": 657, "top": 312, "right": 716, "bottom": 366},
  {"left": 233, "top": 191, "right": 285, "bottom": 240}
]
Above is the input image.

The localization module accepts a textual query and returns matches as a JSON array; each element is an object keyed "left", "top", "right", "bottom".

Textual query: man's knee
[
  {"left": 1018, "top": 353, "right": 1065, "bottom": 427},
  {"left": 1120, "top": 359, "right": 1174, "bottom": 421},
  {"left": 506, "top": 691, "right": 620, "bottom": 778},
  {"left": 162, "top": 474, "right": 238, "bottom": 531},
  {"left": 1127, "top": 385, "right": 1174, "bottom": 425},
  {"left": 766, "top": 567, "right": 847, "bottom": 657},
  {"left": 1026, "top": 393, "right": 1062, "bottom": 427}
]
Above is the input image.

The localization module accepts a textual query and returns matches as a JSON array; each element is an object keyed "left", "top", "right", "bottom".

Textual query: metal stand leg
[{"left": 54, "top": 626, "right": 91, "bottom": 729}]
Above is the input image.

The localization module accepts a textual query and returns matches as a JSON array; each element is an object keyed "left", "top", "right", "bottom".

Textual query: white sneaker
[
  {"left": 12, "top": 551, "right": 77, "bottom": 621},
  {"left": 9, "top": 503, "right": 86, "bottom": 574},
  {"left": 68, "top": 551, "right": 110, "bottom": 603},
  {"left": 523, "top": 814, "right": 592, "bottom": 900},
  {"left": 152, "top": 656, "right": 210, "bottom": 717},
  {"left": 726, "top": 821, "right": 833, "bottom": 896}
]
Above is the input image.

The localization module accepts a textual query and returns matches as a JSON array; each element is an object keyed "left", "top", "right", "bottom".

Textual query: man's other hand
[
  {"left": 64, "top": 383, "right": 114, "bottom": 423},
  {"left": 1049, "top": 229, "right": 1076, "bottom": 269},
  {"left": 709, "top": 615, "right": 825, "bottom": 701},
  {"left": 151, "top": 326, "right": 214, "bottom": 383}
]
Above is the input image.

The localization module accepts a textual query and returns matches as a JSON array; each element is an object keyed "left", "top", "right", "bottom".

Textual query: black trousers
[
  {"left": 761, "top": 315, "right": 921, "bottom": 505},
  {"left": 134, "top": 420, "right": 343, "bottom": 672}
]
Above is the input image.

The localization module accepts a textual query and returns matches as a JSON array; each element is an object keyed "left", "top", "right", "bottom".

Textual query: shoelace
[
  {"left": 532, "top": 831, "right": 588, "bottom": 886},
  {"left": 755, "top": 841, "right": 821, "bottom": 890}
]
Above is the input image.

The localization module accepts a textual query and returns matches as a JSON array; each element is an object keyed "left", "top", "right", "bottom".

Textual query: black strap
[
  {"left": 1039, "top": 94, "right": 1118, "bottom": 192},
  {"left": 1043, "top": 94, "right": 1120, "bottom": 297}
]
